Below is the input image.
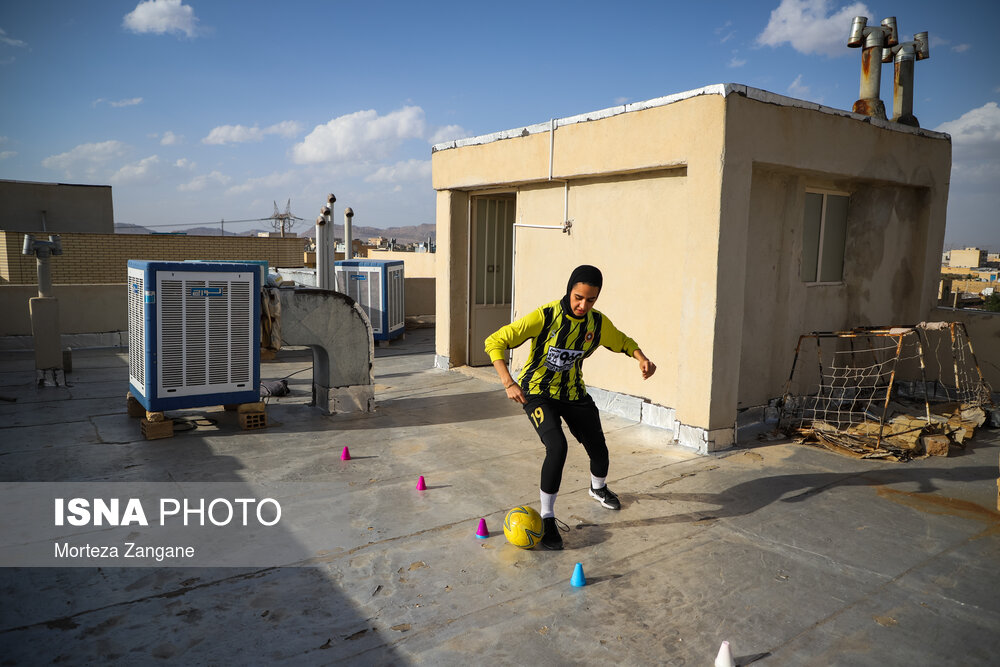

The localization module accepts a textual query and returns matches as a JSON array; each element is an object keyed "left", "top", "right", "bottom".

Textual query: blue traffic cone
[{"left": 571, "top": 562, "right": 586, "bottom": 587}]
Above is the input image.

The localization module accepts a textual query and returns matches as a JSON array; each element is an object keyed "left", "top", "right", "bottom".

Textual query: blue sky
[{"left": 1, "top": 0, "right": 997, "bottom": 248}]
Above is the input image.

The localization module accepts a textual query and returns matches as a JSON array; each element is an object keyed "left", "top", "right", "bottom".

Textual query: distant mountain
[
  {"left": 114, "top": 223, "right": 154, "bottom": 234},
  {"left": 114, "top": 221, "right": 436, "bottom": 244}
]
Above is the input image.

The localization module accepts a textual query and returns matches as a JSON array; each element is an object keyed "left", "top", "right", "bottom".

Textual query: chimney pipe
[
  {"left": 847, "top": 16, "right": 897, "bottom": 120},
  {"left": 316, "top": 193, "right": 335, "bottom": 289},
  {"left": 883, "top": 28, "right": 929, "bottom": 127},
  {"left": 344, "top": 208, "right": 354, "bottom": 261}
]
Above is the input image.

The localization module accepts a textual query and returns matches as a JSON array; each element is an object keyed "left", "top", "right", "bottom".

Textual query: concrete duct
[{"left": 274, "top": 287, "right": 375, "bottom": 415}]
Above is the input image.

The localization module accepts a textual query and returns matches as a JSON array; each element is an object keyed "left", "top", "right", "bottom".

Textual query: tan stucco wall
[
  {"left": 0, "top": 284, "right": 125, "bottom": 336},
  {"left": 370, "top": 250, "right": 436, "bottom": 278},
  {"left": 433, "top": 86, "right": 952, "bottom": 439},
  {"left": 434, "top": 190, "right": 469, "bottom": 365},
  {"left": 368, "top": 249, "right": 437, "bottom": 315},
  {"left": 726, "top": 94, "right": 951, "bottom": 412},
  {"left": 0, "top": 181, "right": 114, "bottom": 234},
  {"left": 434, "top": 94, "right": 728, "bottom": 428}
]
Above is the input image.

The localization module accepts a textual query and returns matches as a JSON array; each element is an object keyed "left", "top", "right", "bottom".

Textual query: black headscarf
[{"left": 561, "top": 265, "right": 603, "bottom": 315}]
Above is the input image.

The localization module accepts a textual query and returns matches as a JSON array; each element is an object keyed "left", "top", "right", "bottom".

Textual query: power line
[{"left": 122, "top": 218, "right": 272, "bottom": 229}]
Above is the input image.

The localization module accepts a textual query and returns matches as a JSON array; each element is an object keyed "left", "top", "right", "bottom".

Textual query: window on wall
[{"left": 801, "top": 191, "right": 849, "bottom": 283}]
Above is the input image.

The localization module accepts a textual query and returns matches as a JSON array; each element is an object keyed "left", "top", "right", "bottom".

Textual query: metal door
[{"left": 469, "top": 195, "right": 515, "bottom": 366}]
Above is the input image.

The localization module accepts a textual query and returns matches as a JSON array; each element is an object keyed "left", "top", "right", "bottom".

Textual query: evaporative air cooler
[
  {"left": 334, "top": 259, "right": 404, "bottom": 341},
  {"left": 127, "top": 260, "right": 260, "bottom": 411}
]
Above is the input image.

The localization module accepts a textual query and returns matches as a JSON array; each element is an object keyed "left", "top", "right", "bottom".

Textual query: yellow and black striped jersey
[{"left": 485, "top": 299, "right": 639, "bottom": 401}]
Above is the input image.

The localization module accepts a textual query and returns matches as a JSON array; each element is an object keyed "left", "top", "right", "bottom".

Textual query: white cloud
[
  {"left": 41, "top": 140, "right": 129, "bottom": 178},
  {"left": 110, "top": 97, "right": 143, "bottom": 107},
  {"left": 952, "top": 43, "right": 971, "bottom": 53},
  {"left": 729, "top": 57, "right": 747, "bottom": 68},
  {"left": 203, "top": 124, "right": 262, "bottom": 145},
  {"left": 123, "top": 0, "right": 199, "bottom": 38},
  {"left": 428, "top": 124, "right": 467, "bottom": 145},
  {"left": 161, "top": 130, "right": 181, "bottom": 145},
  {"left": 0, "top": 151, "right": 16, "bottom": 160},
  {"left": 0, "top": 27, "right": 27, "bottom": 48},
  {"left": 226, "top": 170, "right": 299, "bottom": 196},
  {"left": 787, "top": 74, "right": 810, "bottom": 98},
  {"left": 110, "top": 155, "right": 160, "bottom": 185},
  {"left": 757, "top": 0, "right": 871, "bottom": 57},
  {"left": 365, "top": 159, "right": 432, "bottom": 184},
  {"left": 174, "top": 157, "right": 195, "bottom": 169},
  {"left": 266, "top": 120, "right": 302, "bottom": 138},
  {"left": 94, "top": 97, "right": 144, "bottom": 108},
  {"left": 716, "top": 21, "right": 735, "bottom": 44},
  {"left": 202, "top": 121, "right": 302, "bottom": 145},
  {"left": 178, "top": 170, "right": 230, "bottom": 192},
  {"left": 935, "top": 102, "right": 1000, "bottom": 161},
  {"left": 937, "top": 103, "right": 1000, "bottom": 192},
  {"left": 292, "top": 106, "right": 426, "bottom": 164}
]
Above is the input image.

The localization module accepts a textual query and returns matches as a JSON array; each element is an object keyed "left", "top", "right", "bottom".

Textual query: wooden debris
[
  {"left": 789, "top": 400, "right": 988, "bottom": 463},
  {"left": 920, "top": 434, "right": 950, "bottom": 457}
]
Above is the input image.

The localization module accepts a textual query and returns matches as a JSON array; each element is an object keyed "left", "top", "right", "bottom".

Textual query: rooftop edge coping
[{"left": 430, "top": 83, "right": 951, "bottom": 153}]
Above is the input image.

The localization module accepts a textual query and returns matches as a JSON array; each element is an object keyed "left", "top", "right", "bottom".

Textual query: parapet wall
[{"left": 0, "top": 230, "right": 304, "bottom": 285}]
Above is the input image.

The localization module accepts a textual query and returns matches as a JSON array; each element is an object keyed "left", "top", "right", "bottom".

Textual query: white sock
[
  {"left": 591, "top": 475, "right": 606, "bottom": 490},
  {"left": 540, "top": 490, "right": 557, "bottom": 519}
]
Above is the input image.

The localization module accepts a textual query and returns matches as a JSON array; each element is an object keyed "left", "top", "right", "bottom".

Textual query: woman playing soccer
[{"left": 485, "top": 265, "right": 656, "bottom": 550}]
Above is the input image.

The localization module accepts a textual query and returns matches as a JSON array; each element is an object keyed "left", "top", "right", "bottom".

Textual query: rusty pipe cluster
[{"left": 848, "top": 16, "right": 929, "bottom": 126}]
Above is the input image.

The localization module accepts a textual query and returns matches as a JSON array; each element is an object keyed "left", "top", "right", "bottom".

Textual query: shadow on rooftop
[{"left": 573, "top": 463, "right": 1000, "bottom": 544}]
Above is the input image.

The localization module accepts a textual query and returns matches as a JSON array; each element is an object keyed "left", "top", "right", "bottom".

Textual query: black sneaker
[
  {"left": 540, "top": 517, "right": 564, "bottom": 550},
  {"left": 589, "top": 485, "right": 621, "bottom": 510}
]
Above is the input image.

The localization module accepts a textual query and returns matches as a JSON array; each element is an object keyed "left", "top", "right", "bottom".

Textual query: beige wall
[
  {"left": 366, "top": 249, "right": 437, "bottom": 315},
  {"left": 433, "top": 86, "right": 952, "bottom": 442},
  {"left": 0, "top": 181, "right": 114, "bottom": 234},
  {"left": 433, "top": 94, "right": 728, "bottom": 429},
  {"left": 724, "top": 93, "right": 950, "bottom": 421},
  {"left": 0, "top": 284, "right": 125, "bottom": 336},
  {"left": 1, "top": 231, "right": 304, "bottom": 285},
  {"left": 370, "top": 249, "right": 436, "bottom": 277}
]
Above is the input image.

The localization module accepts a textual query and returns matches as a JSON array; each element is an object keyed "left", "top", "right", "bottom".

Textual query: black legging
[{"left": 523, "top": 394, "right": 609, "bottom": 494}]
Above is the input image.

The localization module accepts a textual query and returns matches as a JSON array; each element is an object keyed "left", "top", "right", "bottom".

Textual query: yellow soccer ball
[{"left": 503, "top": 505, "right": 543, "bottom": 549}]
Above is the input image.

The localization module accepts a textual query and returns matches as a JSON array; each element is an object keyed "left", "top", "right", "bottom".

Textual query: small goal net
[{"left": 778, "top": 322, "right": 993, "bottom": 460}]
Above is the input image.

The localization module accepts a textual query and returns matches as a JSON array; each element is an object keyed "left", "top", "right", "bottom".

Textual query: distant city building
[{"left": 949, "top": 247, "right": 986, "bottom": 268}]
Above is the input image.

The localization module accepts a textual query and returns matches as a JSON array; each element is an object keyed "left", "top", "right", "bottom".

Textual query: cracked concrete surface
[{"left": 1, "top": 327, "right": 999, "bottom": 665}]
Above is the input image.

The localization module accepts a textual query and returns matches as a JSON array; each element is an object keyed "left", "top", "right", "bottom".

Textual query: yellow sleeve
[
  {"left": 484, "top": 307, "right": 546, "bottom": 362},
  {"left": 598, "top": 315, "right": 639, "bottom": 357}
]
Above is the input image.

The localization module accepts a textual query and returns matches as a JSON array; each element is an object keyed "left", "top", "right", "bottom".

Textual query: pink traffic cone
[
  {"left": 714, "top": 640, "right": 736, "bottom": 667},
  {"left": 416, "top": 475, "right": 427, "bottom": 490},
  {"left": 475, "top": 518, "right": 489, "bottom": 539},
  {"left": 340, "top": 446, "right": 351, "bottom": 461}
]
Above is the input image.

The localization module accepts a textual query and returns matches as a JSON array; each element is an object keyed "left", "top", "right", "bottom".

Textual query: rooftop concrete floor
[{"left": 1, "top": 327, "right": 999, "bottom": 666}]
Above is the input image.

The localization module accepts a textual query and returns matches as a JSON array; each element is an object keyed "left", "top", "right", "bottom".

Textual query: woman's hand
[
  {"left": 505, "top": 381, "right": 527, "bottom": 404},
  {"left": 633, "top": 349, "right": 656, "bottom": 379}
]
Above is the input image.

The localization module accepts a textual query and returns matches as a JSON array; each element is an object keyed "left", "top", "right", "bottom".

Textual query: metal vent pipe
[
  {"left": 317, "top": 193, "right": 336, "bottom": 290},
  {"left": 344, "top": 207, "right": 354, "bottom": 261},
  {"left": 883, "top": 30, "right": 929, "bottom": 127},
  {"left": 847, "top": 16, "right": 898, "bottom": 120}
]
